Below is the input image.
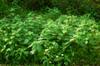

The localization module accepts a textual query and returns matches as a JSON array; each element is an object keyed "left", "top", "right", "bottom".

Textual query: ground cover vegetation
[{"left": 0, "top": 0, "right": 100, "bottom": 66}]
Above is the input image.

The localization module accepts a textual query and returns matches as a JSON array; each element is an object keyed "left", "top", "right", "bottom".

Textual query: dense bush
[
  {"left": 0, "top": 12, "right": 99, "bottom": 65},
  {"left": 4, "top": 0, "right": 99, "bottom": 14},
  {"left": 37, "top": 15, "right": 100, "bottom": 65},
  {"left": 1, "top": 0, "right": 100, "bottom": 19},
  {"left": 0, "top": 0, "right": 100, "bottom": 65},
  {"left": 0, "top": 0, "right": 9, "bottom": 18},
  {"left": 0, "top": 12, "right": 47, "bottom": 63}
]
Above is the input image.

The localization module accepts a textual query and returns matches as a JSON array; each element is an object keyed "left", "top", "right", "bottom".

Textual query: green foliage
[
  {"left": 0, "top": 12, "right": 47, "bottom": 63},
  {"left": 0, "top": 12, "right": 99, "bottom": 65},
  {"left": 0, "top": 0, "right": 9, "bottom": 18},
  {"left": 0, "top": 0, "right": 100, "bottom": 19},
  {"left": 0, "top": 0, "right": 100, "bottom": 65},
  {"left": 3, "top": 0, "right": 98, "bottom": 14},
  {"left": 37, "top": 15, "right": 100, "bottom": 65},
  {"left": 43, "top": 8, "right": 61, "bottom": 20}
]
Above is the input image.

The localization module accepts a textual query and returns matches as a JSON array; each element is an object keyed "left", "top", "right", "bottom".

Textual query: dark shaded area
[{"left": 1, "top": 0, "right": 100, "bottom": 19}]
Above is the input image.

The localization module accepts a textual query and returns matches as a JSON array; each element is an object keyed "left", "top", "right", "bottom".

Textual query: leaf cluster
[{"left": 0, "top": 12, "right": 99, "bottom": 65}]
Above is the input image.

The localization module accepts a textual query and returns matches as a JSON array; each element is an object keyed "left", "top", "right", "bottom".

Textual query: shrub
[
  {"left": 43, "top": 8, "right": 61, "bottom": 20},
  {"left": 1, "top": 0, "right": 100, "bottom": 19},
  {"left": 0, "top": 12, "right": 99, "bottom": 65},
  {"left": 5, "top": 0, "right": 94, "bottom": 14},
  {"left": 0, "top": 12, "right": 47, "bottom": 63},
  {"left": 34, "top": 15, "right": 99, "bottom": 65}
]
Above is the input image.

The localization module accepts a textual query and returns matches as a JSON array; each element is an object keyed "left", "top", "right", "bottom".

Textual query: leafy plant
[
  {"left": 0, "top": 12, "right": 47, "bottom": 63},
  {"left": 36, "top": 15, "right": 99, "bottom": 65},
  {"left": 0, "top": 10, "right": 99, "bottom": 65}
]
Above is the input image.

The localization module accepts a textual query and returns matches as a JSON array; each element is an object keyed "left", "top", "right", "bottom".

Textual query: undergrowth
[{"left": 0, "top": 9, "right": 100, "bottom": 65}]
